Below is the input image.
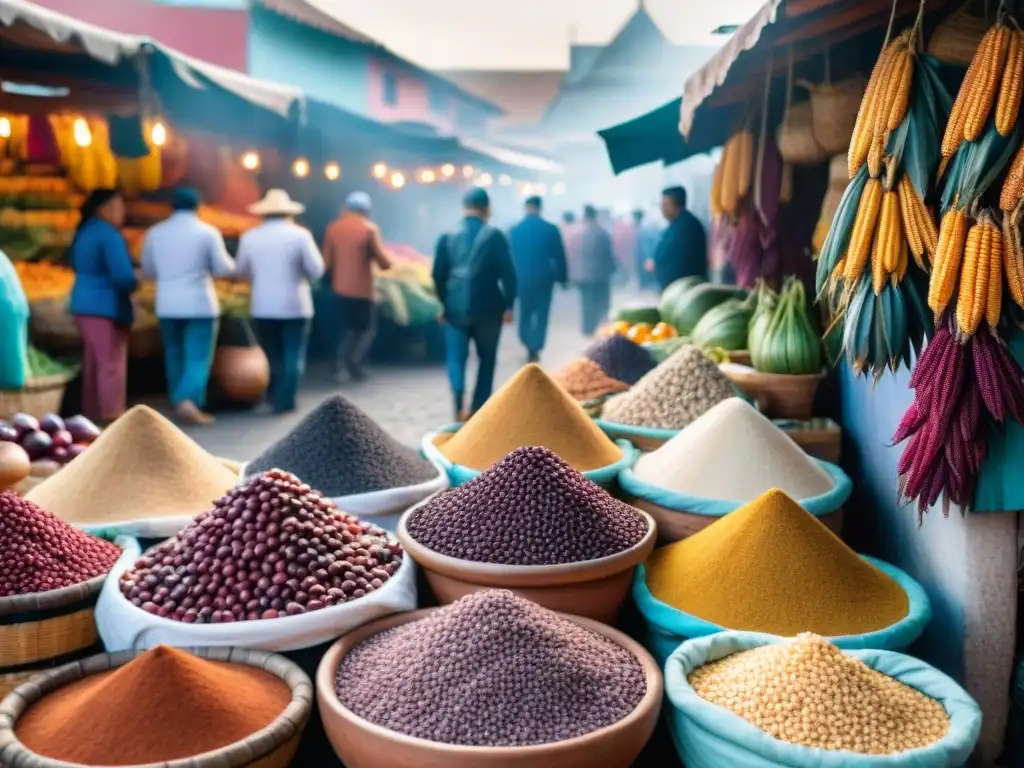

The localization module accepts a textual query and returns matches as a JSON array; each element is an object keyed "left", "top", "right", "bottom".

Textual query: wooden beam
[
  {"left": 775, "top": 0, "right": 921, "bottom": 46},
  {"left": 785, "top": 0, "right": 846, "bottom": 18}
]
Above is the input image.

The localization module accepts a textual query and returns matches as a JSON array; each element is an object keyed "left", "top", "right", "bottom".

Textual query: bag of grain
[{"left": 664, "top": 632, "right": 981, "bottom": 768}]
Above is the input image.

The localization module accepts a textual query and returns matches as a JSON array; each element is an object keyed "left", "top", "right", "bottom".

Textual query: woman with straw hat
[{"left": 236, "top": 189, "right": 324, "bottom": 414}]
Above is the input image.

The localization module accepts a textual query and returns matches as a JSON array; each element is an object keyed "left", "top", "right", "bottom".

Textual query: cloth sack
[
  {"left": 632, "top": 557, "right": 932, "bottom": 666},
  {"left": 0, "top": 248, "right": 29, "bottom": 389},
  {"left": 664, "top": 631, "right": 981, "bottom": 768},
  {"left": 96, "top": 536, "right": 418, "bottom": 652}
]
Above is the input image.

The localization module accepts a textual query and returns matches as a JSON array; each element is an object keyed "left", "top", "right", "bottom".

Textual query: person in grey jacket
[
  {"left": 576, "top": 204, "right": 617, "bottom": 336},
  {"left": 141, "top": 187, "right": 234, "bottom": 425}
]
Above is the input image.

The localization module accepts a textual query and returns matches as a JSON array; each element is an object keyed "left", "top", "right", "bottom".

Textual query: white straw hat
[{"left": 247, "top": 188, "right": 305, "bottom": 216}]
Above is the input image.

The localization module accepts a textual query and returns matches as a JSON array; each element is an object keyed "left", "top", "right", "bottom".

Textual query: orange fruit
[
  {"left": 626, "top": 323, "right": 652, "bottom": 344},
  {"left": 611, "top": 320, "right": 632, "bottom": 336},
  {"left": 650, "top": 322, "right": 678, "bottom": 341}
]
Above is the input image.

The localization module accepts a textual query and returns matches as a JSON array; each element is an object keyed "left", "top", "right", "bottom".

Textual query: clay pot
[
  {"left": 719, "top": 362, "right": 823, "bottom": 420},
  {"left": 316, "top": 609, "right": 663, "bottom": 768},
  {"left": 211, "top": 345, "right": 269, "bottom": 404},
  {"left": 396, "top": 506, "right": 657, "bottom": 624}
]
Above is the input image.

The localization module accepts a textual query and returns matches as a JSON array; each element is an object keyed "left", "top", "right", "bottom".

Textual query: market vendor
[
  {"left": 141, "top": 187, "right": 235, "bottom": 426},
  {"left": 69, "top": 189, "right": 137, "bottom": 425}
]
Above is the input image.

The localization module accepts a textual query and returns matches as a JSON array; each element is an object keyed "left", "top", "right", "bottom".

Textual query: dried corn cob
[
  {"left": 986, "top": 223, "right": 1004, "bottom": 328},
  {"left": 850, "top": 42, "right": 898, "bottom": 176},
  {"left": 964, "top": 25, "right": 1011, "bottom": 142},
  {"left": 844, "top": 178, "right": 884, "bottom": 282},
  {"left": 720, "top": 134, "right": 741, "bottom": 216},
  {"left": 956, "top": 222, "right": 983, "bottom": 336},
  {"left": 710, "top": 161, "right": 724, "bottom": 219},
  {"left": 885, "top": 43, "right": 914, "bottom": 133},
  {"left": 1001, "top": 142, "right": 1024, "bottom": 211},
  {"left": 867, "top": 134, "right": 886, "bottom": 179},
  {"left": 969, "top": 221, "right": 994, "bottom": 334},
  {"left": 943, "top": 30, "right": 986, "bottom": 156},
  {"left": 929, "top": 209, "right": 967, "bottom": 314},
  {"left": 737, "top": 130, "right": 755, "bottom": 200},
  {"left": 898, "top": 177, "right": 937, "bottom": 268},
  {"left": 896, "top": 236, "right": 909, "bottom": 281},
  {"left": 1003, "top": 210, "right": 1024, "bottom": 308},
  {"left": 996, "top": 30, "right": 1024, "bottom": 137}
]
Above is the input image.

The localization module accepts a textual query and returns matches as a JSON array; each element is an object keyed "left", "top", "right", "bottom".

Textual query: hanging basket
[
  {"left": 928, "top": 9, "right": 988, "bottom": 66},
  {"left": 776, "top": 101, "right": 827, "bottom": 165},
  {"left": 807, "top": 76, "right": 866, "bottom": 155}
]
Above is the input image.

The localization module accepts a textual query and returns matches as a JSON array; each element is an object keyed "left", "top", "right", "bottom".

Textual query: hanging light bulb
[
  {"left": 391, "top": 171, "right": 406, "bottom": 189},
  {"left": 441, "top": 163, "right": 455, "bottom": 178},
  {"left": 0, "top": 117, "right": 13, "bottom": 139},
  {"left": 241, "top": 151, "right": 260, "bottom": 171},
  {"left": 72, "top": 117, "right": 92, "bottom": 148},
  {"left": 498, "top": 174, "right": 512, "bottom": 186},
  {"left": 552, "top": 182, "right": 566, "bottom": 195},
  {"left": 536, "top": 182, "right": 548, "bottom": 195},
  {"left": 462, "top": 165, "right": 474, "bottom": 179},
  {"left": 418, "top": 169, "right": 437, "bottom": 184},
  {"left": 150, "top": 121, "right": 168, "bottom": 147},
  {"left": 372, "top": 162, "right": 388, "bottom": 179},
  {"left": 324, "top": 162, "right": 341, "bottom": 181},
  {"left": 292, "top": 158, "right": 310, "bottom": 178},
  {"left": 478, "top": 172, "right": 493, "bottom": 187}
]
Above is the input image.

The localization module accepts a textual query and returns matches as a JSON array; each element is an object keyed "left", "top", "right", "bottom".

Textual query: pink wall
[
  {"left": 366, "top": 58, "right": 455, "bottom": 134},
  {"left": 31, "top": 0, "right": 249, "bottom": 71}
]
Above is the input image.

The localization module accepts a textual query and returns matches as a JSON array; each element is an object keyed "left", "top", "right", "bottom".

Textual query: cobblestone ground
[{"left": 172, "top": 286, "right": 652, "bottom": 459}]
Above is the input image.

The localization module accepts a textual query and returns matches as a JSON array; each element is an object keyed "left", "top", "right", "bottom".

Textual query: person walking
[
  {"left": 576, "top": 204, "right": 616, "bottom": 337},
  {"left": 645, "top": 186, "right": 708, "bottom": 290},
  {"left": 322, "top": 191, "right": 392, "bottom": 381},
  {"left": 235, "top": 189, "right": 324, "bottom": 414},
  {"left": 508, "top": 195, "right": 567, "bottom": 363},
  {"left": 432, "top": 187, "right": 517, "bottom": 421},
  {"left": 141, "top": 187, "right": 234, "bottom": 425},
  {"left": 68, "top": 189, "right": 137, "bottom": 425}
]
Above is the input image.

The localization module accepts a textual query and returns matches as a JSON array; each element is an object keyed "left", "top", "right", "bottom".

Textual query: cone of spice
[
  {"left": 405, "top": 446, "right": 648, "bottom": 565},
  {"left": 644, "top": 489, "right": 909, "bottom": 636},
  {"left": 633, "top": 398, "right": 835, "bottom": 501},
  {"left": 582, "top": 334, "right": 656, "bottom": 385},
  {"left": 246, "top": 394, "right": 438, "bottom": 497},
  {"left": 25, "top": 405, "right": 237, "bottom": 526},
  {"left": 14, "top": 645, "right": 294, "bottom": 764},
  {"left": 0, "top": 490, "right": 120, "bottom": 596},
  {"left": 335, "top": 590, "right": 646, "bottom": 747},
  {"left": 118, "top": 469, "right": 403, "bottom": 623},
  {"left": 435, "top": 364, "right": 622, "bottom": 471},
  {"left": 551, "top": 357, "right": 631, "bottom": 401}
]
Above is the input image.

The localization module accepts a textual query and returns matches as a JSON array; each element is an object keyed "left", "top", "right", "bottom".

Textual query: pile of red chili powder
[
  {"left": 335, "top": 590, "right": 646, "bottom": 746},
  {"left": 0, "top": 490, "right": 120, "bottom": 596},
  {"left": 15, "top": 645, "right": 291, "bottom": 764},
  {"left": 119, "top": 469, "right": 402, "bottom": 623}
]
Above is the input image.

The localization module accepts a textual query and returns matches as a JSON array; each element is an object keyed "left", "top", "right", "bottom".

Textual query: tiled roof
[{"left": 256, "top": 0, "right": 379, "bottom": 45}]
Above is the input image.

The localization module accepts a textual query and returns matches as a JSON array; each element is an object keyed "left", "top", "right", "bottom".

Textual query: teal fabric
[
  {"left": 594, "top": 419, "right": 679, "bottom": 445},
  {"left": 597, "top": 97, "right": 688, "bottom": 175},
  {"left": 664, "top": 632, "right": 981, "bottom": 768},
  {"left": 618, "top": 459, "right": 852, "bottom": 517},
  {"left": 973, "top": 329, "right": 1024, "bottom": 512},
  {"left": 420, "top": 424, "right": 637, "bottom": 488},
  {"left": 0, "top": 248, "right": 29, "bottom": 389},
  {"left": 633, "top": 557, "right": 932, "bottom": 666}
]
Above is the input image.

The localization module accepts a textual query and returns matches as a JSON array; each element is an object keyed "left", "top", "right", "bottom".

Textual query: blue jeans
[
  {"left": 444, "top": 322, "right": 502, "bottom": 415},
  {"left": 517, "top": 281, "right": 554, "bottom": 356},
  {"left": 160, "top": 318, "right": 217, "bottom": 409},
  {"left": 253, "top": 318, "right": 310, "bottom": 413}
]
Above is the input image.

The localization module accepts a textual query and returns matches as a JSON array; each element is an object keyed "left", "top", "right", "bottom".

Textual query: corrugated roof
[
  {"left": 255, "top": 0, "right": 378, "bottom": 45},
  {"left": 441, "top": 70, "right": 564, "bottom": 125}
]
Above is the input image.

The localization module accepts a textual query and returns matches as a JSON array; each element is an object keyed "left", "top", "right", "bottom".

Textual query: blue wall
[{"left": 248, "top": 6, "right": 369, "bottom": 114}]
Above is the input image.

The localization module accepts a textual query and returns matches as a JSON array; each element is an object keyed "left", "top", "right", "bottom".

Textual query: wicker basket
[
  {"left": 777, "top": 101, "right": 827, "bottom": 165},
  {"left": 0, "top": 372, "right": 71, "bottom": 420},
  {"left": 0, "top": 647, "right": 313, "bottom": 768},
  {"left": 928, "top": 9, "right": 987, "bottom": 66},
  {"left": 719, "top": 362, "right": 823, "bottom": 420},
  {"left": 807, "top": 76, "right": 866, "bottom": 156},
  {"left": 0, "top": 573, "right": 106, "bottom": 699}
]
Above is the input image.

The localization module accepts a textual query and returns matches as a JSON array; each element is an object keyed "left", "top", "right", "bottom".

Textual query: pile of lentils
[
  {"left": 690, "top": 633, "right": 950, "bottom": 754},
  {"left": 405, "top": 446, "right": 648, "bottom": 565},
  {"left": 551, "top": 357, "right": 630, "bottom": 402},
  {"left": 601, "top": 344, "right": 735, "bottom": 429},
  {"left": 583, "top": 335, "right": 655, "bottom": 385},
  {"left": 246, "top": 395, "right": 437, "bottom": 498},
  {"left": 0, "top": 491, "right": 120, "bottom": 596},
  {"left": 118, "top": 470, "right": 402, "bottom": 622},
  {"left": 336, "top": 589, "right": 646, "bottom": 746}
]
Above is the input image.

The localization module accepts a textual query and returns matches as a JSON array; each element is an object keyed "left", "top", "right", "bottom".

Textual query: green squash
[
  {"left": 664, "top": 283, "right": 747, "bottom": 336},
  {"left": 613, "top": 302, "right": 661, "bottom": 325},
  {"left": 691, "top": 298, "right": 755, "bottom": 351},
  {"left": 658, "top": 276, "right": 705, "bottom": 321}
]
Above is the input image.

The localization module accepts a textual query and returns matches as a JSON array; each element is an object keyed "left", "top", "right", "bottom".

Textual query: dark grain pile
[
  {"left": 335, "top": 590, "right": 646, "bottom": 746},
  {"left": 583, "top": 335, "right": 655, "bottom": 385},
  {"left": 405, "top": 446, "right": 648, "bottom": 565},
  {"left": 246, "top": 395, "right": 437, "bottom": 497}
]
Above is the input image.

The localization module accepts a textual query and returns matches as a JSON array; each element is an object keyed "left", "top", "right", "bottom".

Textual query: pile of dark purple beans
[{"left": 118, "top": 470, "right": 402, "bottom": 623}]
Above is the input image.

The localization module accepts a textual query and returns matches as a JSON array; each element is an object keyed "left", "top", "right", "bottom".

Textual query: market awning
[
  {"left": 597, "top": 97, "right": 687, "bottom": 174},
  {"left": 457, "top": 137, "right": 564, "bottom": 176},
  {"left": 0, "top": 0, "right": 140, "bottom": 64}
]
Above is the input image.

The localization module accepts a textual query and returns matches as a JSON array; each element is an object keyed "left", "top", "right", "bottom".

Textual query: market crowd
[{"left": 47, "top": 181, "right": 708, "bottom": 427}]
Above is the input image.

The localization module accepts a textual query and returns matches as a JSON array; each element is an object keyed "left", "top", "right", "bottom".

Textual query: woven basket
[
  {"left": 0, "top": 647, "right": 312, "bottom": 768},
  {"left": 776, "top": 101, "right": 827, "bottom": 165},
  {"left": 807, "top": 76, "right": 866, "bottom": 156},
  {"left": 0, "top": 372, "right": 71, "bottom": 420},
  {"left": 0, "top": 573, "right": 106, "bottom": 698},
  {"left": 28, "top": 298, "right": 81, "bottom": 354},
  {"left": 928, "top": 9, "right": 987, "bottom": 66},
  {"left": 719, "top": 362, "right": 823, "bottom": 420}
]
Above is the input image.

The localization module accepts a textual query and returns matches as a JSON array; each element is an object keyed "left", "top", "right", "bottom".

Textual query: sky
[{"left": 313, "top": 0, "right": 767, "bottom": 70}]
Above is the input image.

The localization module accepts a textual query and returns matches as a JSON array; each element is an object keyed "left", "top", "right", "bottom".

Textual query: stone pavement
[{"left": 170, "top": 286, "right": 654, "bottom": 460}]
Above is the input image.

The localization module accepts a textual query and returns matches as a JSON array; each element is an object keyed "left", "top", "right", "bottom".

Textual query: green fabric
[
  {"left": 597, "top": 98, "right": 688, "bottom": 175},
  {"left": 973, "top": 330, "right": 1024, "bottom": 512}
]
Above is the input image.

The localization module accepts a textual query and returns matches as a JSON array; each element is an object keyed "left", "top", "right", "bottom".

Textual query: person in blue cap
[
  {"left": 432, "top": 186, "right": 518, "bottom": 421},
  {"left": 141, "top": 186, "right": 234, "bottom": 425}
]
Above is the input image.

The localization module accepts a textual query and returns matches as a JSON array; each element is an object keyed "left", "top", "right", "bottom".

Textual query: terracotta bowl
[
  {"left": 396, "top": 505, "right": 657, "bottom": 624},
  {"left": 719, "top": 362, "right": 823, "bottom": 420},
  {"left": 316, "top": 608, "right": 663, "bottom": 768}
]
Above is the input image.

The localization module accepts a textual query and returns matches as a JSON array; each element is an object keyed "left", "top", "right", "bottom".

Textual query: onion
[{"left": 0, "top": 442, "right": 31, "bottom": 490}]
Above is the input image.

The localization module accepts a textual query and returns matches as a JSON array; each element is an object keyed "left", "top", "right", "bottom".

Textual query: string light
[
  {"left": 418, "top": 169, "right": 437, "bottom": 184},
  {"left": 390, "top": 171, "right": 406, "bottom": 189},
  {"left": 150, "top": 121, "right": 167, "bottom": 147},
  {"left": 372, "top": 162, "right": 388, "bottom": 179},
  {"left": 241, "top": 151, "right": 260, "bottom": 171},
  {"left": 324, "top": 162, "right": 341, "bottom": 181},
  {"left": 441, "top": 163, "right": 455, "bottom": 178},
  {"left": 462, "top": 165, "right": 474, "bottom": 179},
  {"left": 0, "top": 118, "right": 10, "bottom": 139},
  {"left": 72, "top": 118, "right": 92, "bottom": 148},
  {"left": 536, "top": 182, "right": 548, "bottom": 195},
  {"left": 552, "top": 182, "right": 566, "bottom": 195},
  {"left": 478, "top": 172, "right": 493, "bottom": 187},
  {"left": 498, "top": 174, "right": 512, "bottom": 186},
  {"left": 292, "top": 158, "right": 310, "bottom": 178}
]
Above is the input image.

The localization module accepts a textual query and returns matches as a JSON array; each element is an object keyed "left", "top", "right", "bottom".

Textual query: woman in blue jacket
[{"left": 69, "top": 189, "right": 138, "bottom": 424}]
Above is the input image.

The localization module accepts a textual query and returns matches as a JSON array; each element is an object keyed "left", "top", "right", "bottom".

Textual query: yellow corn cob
[
  {"left": 897, "top": 177, "right": 925, "bottom": 265},
  {"left": 844, "top": 178, "right": 884, "bottom": 282},
  {"left": 720, "top": 134, "right": 741, "bottom": 216},
  {"left": 736, "top": 130, "right": 755, "bottom": 200},
  {"left": 830, "top": 253, "right": 848, "bottom": 299},
  {"left": 867, "top": 134, "right": 885, "bottom": 179},
  {"left": 968, "top": 222, "right": 993, "bottom": 334},
  {"left": 929, "top": 209, "right": 968, "bottom": 314},
  {"left": 965, "top": 25, "right": 1011, "bottom": 142},
  {"left": 883, "top": 191, "right": 900, "bottom": 273},
  {"left": 996, "top": 30, "right": 1024, "bottom": 136},
  {"left": 850, "top": 43, "right": 897, "bottom": 176},
  {"left": 885, "top": 45, "right": 914, "bottom": 133},
  {"left": 986, "top": 224, "right": 1004, "bottom": 327},
  {"left": 1001, "top": 142, "right": 1024, "bottom": 211},
  {"left": 871, "top": 231, "right": 887, "bottom": 295},
  {"left": 1002, "top": 211, "right": 1024, "bottom": 308},
  {"left": 896, "top": 234, "right": 909, "bottom": 282},
  {"left": 956, "top": 222, "right": 983, "bottom": 335},
  {"left": 710, "top": 161, "right": 724, "bottom": 218},
  {"left": 871, "top": 40, "right": 903, "bottom": 139},
  {"left": 898, "top": 177, "right": 939, "bottom": 265},
  {"left": 943, "top": 33, "right": 986, "bottom": 156}
]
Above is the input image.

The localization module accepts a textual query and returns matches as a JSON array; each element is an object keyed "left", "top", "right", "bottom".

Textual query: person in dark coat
[
  {"left": 433, "top": 187, "right": 518, "bottom": 421},
  {"left": 508, "top": 195, "right": 568, "bottom": 363},
  {"left": 646, "top": 186, "right": 708, "bottom": 290},
  {"left": 576, "top": 204, "right": 616, "bottom": 337}
]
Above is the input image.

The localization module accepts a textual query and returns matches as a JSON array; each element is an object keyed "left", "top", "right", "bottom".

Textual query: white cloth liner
[{"left": 96, "top": 536, "right": 417, "bottom": 653}]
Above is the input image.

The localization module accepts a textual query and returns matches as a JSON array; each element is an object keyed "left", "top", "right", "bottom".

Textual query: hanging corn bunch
[
  {"left": 815, "top": 17, "right": 949, "bottom": 380},
  {"left": 713, "top": 128, "right": 755, "bottom": 220}
]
